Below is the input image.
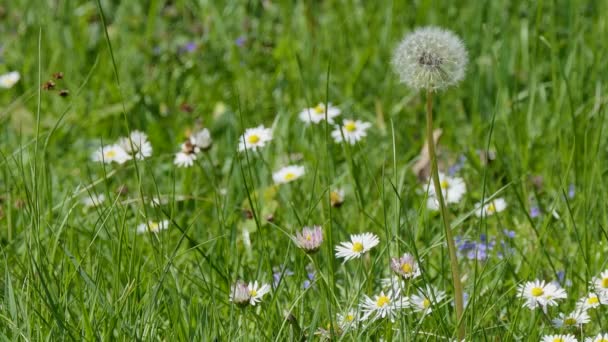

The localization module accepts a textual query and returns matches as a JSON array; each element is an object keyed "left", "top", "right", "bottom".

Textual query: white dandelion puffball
[{"left": 392, "top": 26, "right": 468, "bottom": 91}]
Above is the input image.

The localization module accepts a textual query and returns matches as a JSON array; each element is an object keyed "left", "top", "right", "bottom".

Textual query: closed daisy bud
[
  {"left": 392, "top": 26, "right": 468, "bottom": 91},
  {"left": 229, "top": 280, "right": 251, "bottom": 307},
  {"left": 390, "top": 253, "right": 421, "bottom": 279},
  {"left": 293, "top": 226, "right": 323, "bottom": 254}
]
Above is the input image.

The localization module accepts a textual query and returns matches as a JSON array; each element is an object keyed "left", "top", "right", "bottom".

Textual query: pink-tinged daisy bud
[
  {"left": 390, "top": 253, "right": 421, "bottom": 279},
  {"left": 229, "top": 280, "right": 251, "bottom": 307},
  {"left": 293, "top": 226, "right": 323, "bottom": 254}
]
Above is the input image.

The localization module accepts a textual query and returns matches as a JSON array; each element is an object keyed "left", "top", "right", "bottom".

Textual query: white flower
[
  {"left": 119, "top": 130, "right": 153, "bottom": 160},
  {"left": 541, "top": 334, "right": 578, "bottom": 342},
  {"left": 577, "top": 292, "right": 608, "bottom": 310},
  {"left": 360, "top": 290, "right": 407, "bottom": 322},
  {"left": 82, "top": 193, "right": 105, "bottom": 208},
  {"left": 190, "top": 128, "right": 212, "bottom": 150},
  {"left": 91, "top": 144, "right": 131, "bottom": 164},
  {"left": 0, "top": 71, "right": 20, "bottom": 89},
  {"left": 238, "top": 125, "right": 273, "bottom": 152},
  {"left": 331, "top": 119, "right": 372, "bottom": 144},
  {"left": 552, "top": 310, "right": 590, "bottom": 328},
  {"left": 272, "top": 165, "right": 305, "bottom": 184},
  {"left": 174, "top": 151, "right": 196, "bottom": 168},
  {"left": 337, "top": 311, "right": 359, "bottom": 330},
  {"left": 390, "top": 253, "right": 421, "bottom": 279},
  {"left": 293, "top": 226, "right": 323, "bottom": 253},
  {"left": 247, "top": 281, "right": 271, "bottom": 306},
  {"left": 592, "top": 270, "right": 608, "bottom": 295},
  {"left": 136, "top": 220, "right": 169, "bottom": 234},
  {"left": 410, "top": 285, "right": 447, "bottom": 314},
  {"left": 335, "top": 233, "right": 380, "bottom": 262},
  {"left": 330, "top": 188, "right": 345, "bottom": 207},
  {"left": 229, "top": 280, "right": 250, "bottom": 306},
  {"left": 474, "top": 197, "right": 507, "bottom": 217},
  {"left": 298, "top": 103, "right": 341, "bottom": 124},
  {"left": 424, "top": 173, "right": 466, "bottom": 210},
  {"left": 586, "top": 333, "right": 608, "bottom": 342},
  {"left": 392, "top": 26, "right": 468, "bottom": 91},
  {"left": 518, "top": 280, "right": 567, "bottom": 310}
]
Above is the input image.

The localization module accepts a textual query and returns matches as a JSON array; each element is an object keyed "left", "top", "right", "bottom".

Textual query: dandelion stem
[{"left": 425, "top": 90, "right": 465, "bottom": 339}]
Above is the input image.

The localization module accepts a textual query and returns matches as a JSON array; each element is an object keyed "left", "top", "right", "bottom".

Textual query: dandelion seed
[
  {"left": 136, "top": 220, "right": 169, "bottom": 234},
  {"left": 390, "top": 253, "right": 421, "bottom": 279},
  {"left": 410, "top": 285, "right": 447, "bottom": 315},
  {"left": 119, "top": 130, "right": 153, "bottom": 160},
  {"left": 360, "top": 290, "right": 407, "bottom": 322},
  {"left": 392, "top": 27, "right": 467, "bottom": 91},
  {"left": 272, "top": 165, "right": 305, "bottom": 185},
  {"left": 331, "top": 119, "right": 372, "bottom": 144},
  {"left": 541, "top": 334, "right": 578, "bottom": 342},
  {"left": 0, "top": 71, "right": 20, "bottom": 88},
  {"left": 91, "top": 144, "right": 131, "bottom": 164},
  {"left": 293, "top": 225, "right": 323, "bottom": 254},
  {"left": 335, "top": 233, "right": 380, "bottom": 262},
  {"left": 238, "top": 125, "right": 273, "bottom": 152},
  {"left": 551, "top": 309, "right": 590, "bottom": 328},
  {"left": 474, "top": 198, "right": 507, "bottom": 217},
  {"left": 298, "top": 103, "right": 341, "bottom": 124},
  {"left": 518, "top": 279, "right": 567, "bottom": 310}
]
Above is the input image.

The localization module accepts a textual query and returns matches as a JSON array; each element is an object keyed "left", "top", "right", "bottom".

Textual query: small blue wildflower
[
  {"left": 568, "top": 184, "right": 575, "bottom": 198},
  {"left": 448, "top": 155, "right": 466, "bottom": 176},
  {"left": 235, "top": 36, "right": 246, "bottom": 47},
  {"left": 530, "top": 206, "right": 541, "bottom": 218},
  {"left": 272, "top": 265, "right": 294, "bottom": 287}
]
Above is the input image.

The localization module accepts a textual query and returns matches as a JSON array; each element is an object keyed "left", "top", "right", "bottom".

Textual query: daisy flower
[
  {"left": 552, "top": 309, "right": 590, "bottom": 328},
  {"left": 238, "top": 125, "right": 273, "bottom": 152},
  {"left": 0, "top": 71, "right": 20, "bottom": 88},
  {"left": 410, "top": 285, "right": 447, "bottom": 315},
  {"left": 136, "top": 220, "right": 169, "bottom": 234},
  {"left": 190, "top": 128, "right": 213, "bottom": 150},
  {"left": 229, "top": 280, "right": 251, "bottom": 307},
  {"left": 390, "top": 253, "right": 422, "bottom": 279},
  {"left": 518, "top": 280, "right": 567, "bottom": 310},
  {"left": 272, "top": 165, "right": 305, "bottom": 184},
  {"left": 331, "top": 119, "right": 372, "bottom": 144},
  {"left": 424, "top": 173, "right": 466, "bottom": 210},
  {"left": 174, "top": 141, "right": 198, "bottom": 168},
  {"left": 541, "top": 334, "right": 578, "bottom": 342},
  {"left": 82, "top": 193, "right": 105, "bottom": 208},
  {"left": 586, "top": 333, "right": 608, "bottom": 342},
  {"left": 293, "top": 226, "right": 323, "bottom": 254},
  {"left": 330, "top": 189, "right": 345, "bottom": 207},
  {"left": 592, "top": 270, "right": 608, "bottom": 295},
  {"left": 247, "top": 281, "right": 271, "bottom": 306},
  {"left": 335, "top": 233, "right": 380, "bottom": 262},
  {"left": 360, "top": 290, "right": 408, "bottom": 322},
  {"left": 119, "top": 130, "right": 153, "bottom": 160},
  {"left": 474, "top": 197, "right": 507, "bottom": 217},
  {"left": 577, "top": 292, "right": 608, "bottom": 310},
  {"left": 91, "top": 144, "right": 131, "bottom": 164},
  {"left": 298, "top": 103, "right": 341, "bottom": 124},
  {"left": 337, "top": 311, "right": 359, "bottom": 330}
]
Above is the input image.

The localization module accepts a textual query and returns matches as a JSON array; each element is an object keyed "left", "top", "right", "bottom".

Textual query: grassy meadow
[{"left": 1, "top": 0, "right": 608, "bottom": 340}]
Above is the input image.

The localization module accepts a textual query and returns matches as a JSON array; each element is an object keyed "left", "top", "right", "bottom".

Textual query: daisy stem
[{"left": 425, "top": 90, "right": 464, "bottom": 339}]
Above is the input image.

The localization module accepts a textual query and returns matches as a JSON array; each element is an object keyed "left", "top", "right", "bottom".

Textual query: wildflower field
[{"left": 2, "top": 1, "right": 608, "bottom": 340}]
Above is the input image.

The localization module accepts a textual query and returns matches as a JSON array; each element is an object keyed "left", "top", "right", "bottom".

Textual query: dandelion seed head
[{"left": 392, "top": 26, "right": 468, "bottom": 91}]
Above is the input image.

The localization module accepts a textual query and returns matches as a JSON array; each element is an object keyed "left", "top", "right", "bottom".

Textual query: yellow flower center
[
  {"left": 314, "top": 104, "right": 325, "bottom": 114},
  {"left": 599, "top": 339, "right": 608, "bottom": 342},
  {"left": 376, "top": 295, "right": 390, "bottom": 307},
  {"left": 602, "top": 277, "right": 608, "bottom": 288},
  {"left": 149, "top": 222, "right": 159, "bottom": 231},
  {"left": 105, "top": 150, "right": 116, "bottom": 158},
  {"left": 351, "top": 242, "right": 364, "bottom": 253},
  {"left": 284, "top": 172, "right": 296, "bottom": 181},
  {"left": 487, "top": 203, "right": 496, "bottom": 213},
  {"left": 330, "top": 191, "right": 341, "bottom": 203},
  {"left": 345, "top": 314, "right": 354, "bottom": 322},
  {"left": 401, "top": 263, "right": 413, "bottom": 274},
  {"left": 588, "top": 296, "right": 600, "bottom": 305},
  {"left": 305, "top": 234, "right": 312, "bottom": 241},
  {"left": 563, "top": 317, "right": 577, "bottom": 326},
  {"left": 530, "top": 287, "right": 544, "bottom": 297},
  {"left": 440, "top": 180, "right": 449, "bottom": 189},
  {"left": 247, "top": 134, "right": 260, "bottom": 144},
  {"left": 344, "top": 122, "right": 357, "bottom": 132},
  {"left": 422, "top": 298, "right": 431, "bottom": 309},
  {"left": 249, "top": 289, "right": 257, "bottom": 296},
  {"left": 552, "top": 339, "right": 564, "bottom": 342}
]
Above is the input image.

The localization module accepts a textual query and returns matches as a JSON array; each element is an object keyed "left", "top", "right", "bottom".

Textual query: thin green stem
[{"left": 425, "top": 90, "right": 464, "bottom": 339}]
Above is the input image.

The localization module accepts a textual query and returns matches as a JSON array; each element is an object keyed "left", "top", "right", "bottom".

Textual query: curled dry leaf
[{"left": 412, "top": 129, "right": 442, "bottom": 181}]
